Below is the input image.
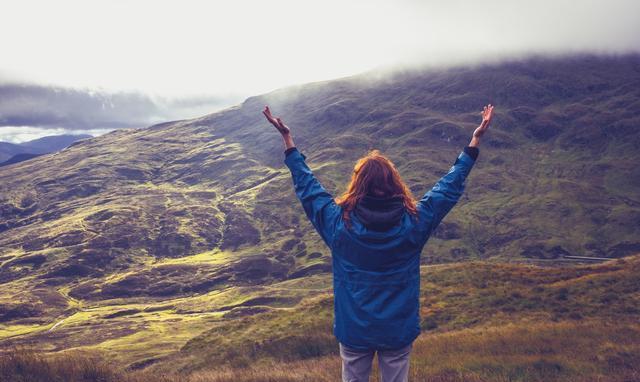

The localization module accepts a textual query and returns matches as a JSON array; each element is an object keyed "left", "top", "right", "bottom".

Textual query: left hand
[{"left": 263, "top": 105, "right": 290, "bottom": 136}]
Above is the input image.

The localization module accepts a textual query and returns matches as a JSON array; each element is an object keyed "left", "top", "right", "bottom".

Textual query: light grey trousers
[{"left": 339, "top": 342, "right": 413, "bottom": 382}]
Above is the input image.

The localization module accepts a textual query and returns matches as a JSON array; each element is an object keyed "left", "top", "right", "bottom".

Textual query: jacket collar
[{"left": 354, "top": 195, "right": 405, "bottom": 231}]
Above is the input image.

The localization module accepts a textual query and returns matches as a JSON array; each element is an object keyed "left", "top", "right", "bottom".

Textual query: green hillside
[{"left": 0, "top": 54, "right": 639, "bottom": 378}]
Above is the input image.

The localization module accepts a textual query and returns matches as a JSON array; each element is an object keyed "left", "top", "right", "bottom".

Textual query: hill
[
  {"left": 0, "top": 134, "right": 92, "bottom": 162},
  {"left": 0, "top": 153, "right": 45, "bottom": 167},
  {"left": 0, "top": 54, "right": 639, "bottom": 376},
  {"left": 17, "top": 134, "right": 93, "bottom": 153}
]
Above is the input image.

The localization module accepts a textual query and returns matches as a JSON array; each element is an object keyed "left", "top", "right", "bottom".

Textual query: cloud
[
  {"left": 0, "top": 83, "right": 158, "bottom": 129},
  {"left": 0, "top": 83, "right": 243, "bottom": 143},
  {"left": 0, "top": 126, "right": 112, "bottom": 143},
  {"left": 0, "top": 0, "right": 638, "bottom": 98}
]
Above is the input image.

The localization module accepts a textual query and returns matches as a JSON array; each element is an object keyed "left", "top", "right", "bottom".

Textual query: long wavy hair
[{"left": 335, "top": 149, "right": 418, "bottom": 229}]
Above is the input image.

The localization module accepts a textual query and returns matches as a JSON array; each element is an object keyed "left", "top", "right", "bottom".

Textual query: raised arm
[
  {"left": 417, "top": 104, "right": 494, "bottom": 236},
  {"left": 262, "top": 105, "right": 341, "bottom": 248}
]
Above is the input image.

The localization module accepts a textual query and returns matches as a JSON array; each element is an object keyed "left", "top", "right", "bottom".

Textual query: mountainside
[{"left": 1, "top": 54, "right": 640, "bottom": 372}]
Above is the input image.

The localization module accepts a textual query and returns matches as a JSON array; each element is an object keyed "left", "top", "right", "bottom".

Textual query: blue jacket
[{"left": 284, "top": 147, "right": 477, "bottom": 351}]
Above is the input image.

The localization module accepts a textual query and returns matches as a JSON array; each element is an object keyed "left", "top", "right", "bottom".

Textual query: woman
[{"left": 263, "top": 104, "right": 493, "bottom": 382}]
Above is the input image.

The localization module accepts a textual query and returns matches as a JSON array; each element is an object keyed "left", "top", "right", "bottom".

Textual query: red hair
[{"left": 335, "top": 149, "right": 418, "bottom": 229}]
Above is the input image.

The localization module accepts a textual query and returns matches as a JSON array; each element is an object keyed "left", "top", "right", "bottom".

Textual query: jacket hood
[{"left": 354, "top": 195, "right": 405, "bottom": 231}]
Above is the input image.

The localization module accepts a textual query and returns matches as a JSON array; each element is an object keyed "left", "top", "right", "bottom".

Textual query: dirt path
[{"left": 48, "top": 318, "right": 66, "bottom": 332}]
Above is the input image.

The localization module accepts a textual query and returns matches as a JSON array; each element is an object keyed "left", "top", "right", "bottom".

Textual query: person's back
[{"left": 263, "top": 104, "right": 494, "bottom": 382}]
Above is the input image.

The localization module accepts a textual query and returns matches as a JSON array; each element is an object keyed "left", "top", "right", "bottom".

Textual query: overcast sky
[{"left": 1, "top": 0, "right": 639, "bottom": 142}]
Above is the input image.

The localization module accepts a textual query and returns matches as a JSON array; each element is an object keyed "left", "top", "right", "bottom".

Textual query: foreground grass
[
  {"left": 164, "top": 255, "right": 640, "bottom": 373},
  {"left": 3, "top": 320, "right": 639, "bottom": 381},
  {"left": 3, "top": 256, "right": 639, "bottom": 381}
]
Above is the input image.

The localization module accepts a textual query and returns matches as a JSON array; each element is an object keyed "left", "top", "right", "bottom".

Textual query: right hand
[
  {"left": 262, "top": 105, "right": 291, "bottom": 136},
  {"left": 473, "top": 104, "right": 494, "bottom": 139}
]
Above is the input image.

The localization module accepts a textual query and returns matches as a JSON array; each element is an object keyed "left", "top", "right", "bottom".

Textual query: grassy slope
[
  {"left": 172, "top": 255, "right": 640, "bottom": 370},
  {"left": 2, "top": 255, "right": 639, "bottom": 381}
]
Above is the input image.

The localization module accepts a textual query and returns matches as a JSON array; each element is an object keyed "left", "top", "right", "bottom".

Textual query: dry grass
[
  {"left": 3, "top": 319, "right": 639, "bottom": 382},
  {"left": 4, "top": 256, "right": 640, "bottom": 381}
]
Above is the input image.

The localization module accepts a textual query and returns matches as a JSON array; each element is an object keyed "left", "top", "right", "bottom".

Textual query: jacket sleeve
[
  {"left": 284, "top": 148, "right": 342, "bottom": 248},
  {"left": 417, "top": 147, "right": 478, "bottom": 237}
]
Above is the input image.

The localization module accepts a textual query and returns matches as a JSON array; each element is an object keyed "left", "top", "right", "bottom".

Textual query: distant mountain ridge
[
  {"left": 0, "top": 152, "right": 45, "bottom": 167},
  {"left": 0, "top": 133, "right": 92, "bottom": 163},
  {"left": 17, "top": 134, "right": 93, "bottom": 152}
]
